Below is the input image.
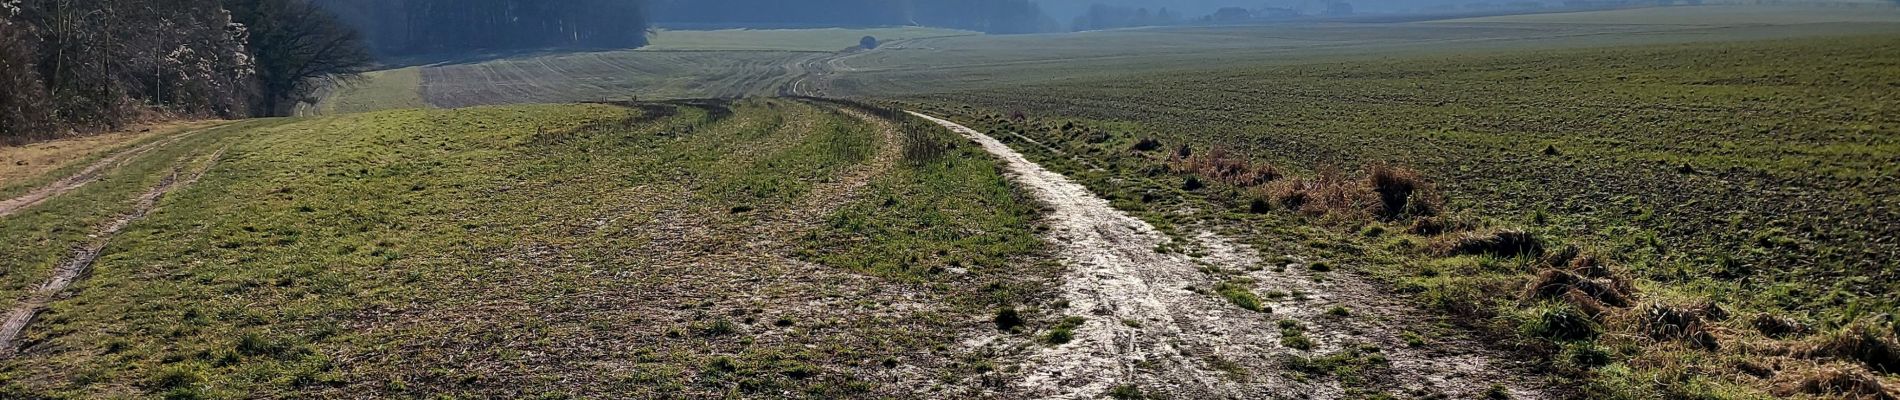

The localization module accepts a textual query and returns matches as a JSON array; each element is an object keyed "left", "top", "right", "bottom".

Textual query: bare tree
[{"left": 227, "top": 0, "right": 371, "bottom": 116}]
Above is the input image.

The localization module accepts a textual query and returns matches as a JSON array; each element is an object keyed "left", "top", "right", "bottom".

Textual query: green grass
[
  {"left": 0, "top": 120, "right": 271, "bottom": 310},
  {"left": 1215, "top": 280, "right": 1267, "bottom": 312},
  {"left": 898, "top": 34, "right": 1900, "bottom": 398},
  {"left": 418, "top": 50, "right": 823, "bottom": 108},
  {"left": 0, "top": 99, "right": 1051, "bottom": 398},
  {"left": 643, "top": 27, "right": 977, "bottom": 52},
  {"left": 316, "top": 67, "right": 427, "bottom": 115}
]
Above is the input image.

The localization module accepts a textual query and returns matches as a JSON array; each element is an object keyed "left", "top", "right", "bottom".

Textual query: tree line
[
  {"left": 311, "top": 0, "right": 652, "bottom": 56},
  {"left": 1, "top": 0, "right": 371, "bottom": 142},
  {"left": 648, "top": 0, "right": 1058, "bottom": 34}
]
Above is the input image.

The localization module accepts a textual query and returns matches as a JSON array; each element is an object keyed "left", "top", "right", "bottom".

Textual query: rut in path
[
  {"left": 0, "top": 128, "right": 207, "bottom": 219},
  {"left": 0, "top": 149, "right": 225, "bottom": 359},
  {"left": 910, "top": 111, "right": 1549, "bottom": 399}
]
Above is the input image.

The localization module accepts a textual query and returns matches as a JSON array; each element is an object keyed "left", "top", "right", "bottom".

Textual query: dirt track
[
  {"left": 911, "top": 111, "right": 1549, "bottom": 399},
  {"left": 0, "top": 148, "right": 225, "bottom": 358},
  {"left": 0, "top": 130, "right": 203, "bottom": 219}
]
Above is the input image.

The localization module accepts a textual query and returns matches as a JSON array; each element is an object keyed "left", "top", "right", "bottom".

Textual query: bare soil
[{"left": 912, "top": 111, "right": 1551, "bottom": 399}]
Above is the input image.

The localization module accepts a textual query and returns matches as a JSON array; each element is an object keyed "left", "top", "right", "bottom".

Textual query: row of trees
[
  {"left": 648, "top": 0, "right": 1058, "bottom": 34},
  {"left": 1, "top": 0, "right": 370, "bottom": 142},
  {"left": 312, "top": 0, "right": 652, "bottom": 56}
]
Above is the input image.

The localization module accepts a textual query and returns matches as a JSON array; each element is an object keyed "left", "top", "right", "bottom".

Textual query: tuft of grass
[
  {"left": 1215, "top": 280, "right": 1267, "bottom": 312},
  {"left": 1043, "top": 316, "right": 1088, "bottom": 345},
  {"left": 1516, "top": 302, "right": 1598, "bottom": 342},
  {"left": 1278, "top": 319, "right": 1315, "bottom": 351}
]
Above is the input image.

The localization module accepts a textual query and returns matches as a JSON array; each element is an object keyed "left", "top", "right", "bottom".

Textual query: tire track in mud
[
  {"left": 910, "top": 112, "right": 1549, "bottom": 399},
  {"left": 0, "top": 148, "right": 227, "bottom": 359},
  {"left": 0, "top": 128, "right": 208, "bottom": 219}
]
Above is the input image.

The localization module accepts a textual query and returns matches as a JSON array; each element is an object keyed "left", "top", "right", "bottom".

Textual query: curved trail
[
  {"left": 911, "top": 112, "right": 1549, "bottom": 399},
  {"left": 0, "top": 148, "right": 226, "bottom": 358},
  {"left": 0, "top": 128, "right": 206, "bottom": 219}
]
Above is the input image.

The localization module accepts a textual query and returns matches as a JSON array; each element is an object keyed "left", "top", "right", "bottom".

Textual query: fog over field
[{"left": 2, "top": 0, "right": 1898, "bottom": 398}]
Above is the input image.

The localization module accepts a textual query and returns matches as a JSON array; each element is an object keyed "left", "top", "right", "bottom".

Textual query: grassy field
[
  {"left": 0, "top": 100, "right": 1065, "bottom": 398},
  {"left": 318, "top": 6, "right": 1900, "bottom": 114},
  {"left": 318, "top": 27, "right": 974, "bottom": 112},
  {"left": 315, "top": 68, "right": 427, "bottom": 115},
  {"left": 0, "top": 121, "right": 227, "bottom": 200},
  {"left": 418, "top": 51, "right": 824, "bottom": 107},
  {"left": 899, "top": 33, "right": 1900, "bottom": 398},
  {"left": 1435, "top": 5, "right": 1900, "bottom": 24},
  {"left": 643, "top": 27, "right": 976, "bottom": 51},
  {"left": 161, "top": 4, "right": 1900, "bottom": 397}
]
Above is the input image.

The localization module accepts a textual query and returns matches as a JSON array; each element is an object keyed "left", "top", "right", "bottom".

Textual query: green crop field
[
  {"left": 642, "top": 27, "right": 977, "bottom": 52},
  {"left": 12, "top": 3, "right": 1900, "bottom": 399},
  {"left": 323, "top": 6, "right": 1900, "bottom": 114},
  {"left": 315, "top": 67, "right": 429, "bottom": 115},
  {"left": 900, "top": 33, "right": 1900, "bottom": 398}
]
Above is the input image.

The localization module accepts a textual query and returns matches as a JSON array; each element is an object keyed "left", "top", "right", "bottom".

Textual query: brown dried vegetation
[
  {"left": 1170, "top": 147, "right": 1280, "bottom": 187},
  {"left": 1430, "top": 229, "right": 1544, "bottom": 257},
  {"left": 1771, "top": 364, "right": 1899, "bottom": 400}
]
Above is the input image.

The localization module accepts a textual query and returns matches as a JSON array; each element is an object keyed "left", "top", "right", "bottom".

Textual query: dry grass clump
[
  {"left": 1366, "top": 163, "right": 1441, "bottom": 219},
  {"left": 1260, "top": 170, "right": 1377, "bottom": 219},
  {"left": 1799, "top": 325, "right": 1900, "bottom": 374},
  {"left": 1631, "top": 303, "right": 1722, "bottom": 350},
  {"left": 1251, "top": 163, "right": 1441, "bottom": 221},
  {"left": 1753, "top": 314, "right": 1812, "bottom": 339},
  {"left": 1770, "top": 364, "right": 1899, "bottom": 399},
  {"left": 1430, "top": 228, "right": 1544, "bottom": 257},
  {"left": 1170, "top": 147, "right": 1280, "bottom": 187},
  {"left": 1524, "top": 269, "right": 1634, "bottom": 317},
  {"left": 1131, "top": 137, "right": 1162, "bottom": 152}
]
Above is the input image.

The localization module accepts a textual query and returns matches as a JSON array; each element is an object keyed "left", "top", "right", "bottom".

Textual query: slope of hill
[{"left": 0, "top": 100, "right": 1063, "bottom": 398}]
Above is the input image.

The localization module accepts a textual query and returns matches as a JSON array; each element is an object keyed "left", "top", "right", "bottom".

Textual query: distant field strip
[
  {"left": 642, "top": 27, "right": 977, "bottom": 51},
  {"left": 317, "top": 68, "right": 427, "bottom": 115},
  {"left": 421, "top": 51, "right": 824, "bottom": 107}
]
